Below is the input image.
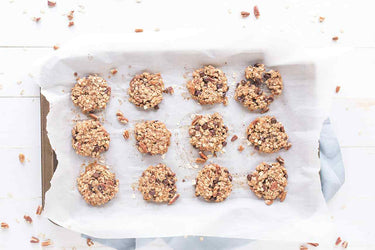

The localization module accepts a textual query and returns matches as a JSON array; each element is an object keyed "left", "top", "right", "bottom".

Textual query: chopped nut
[
  {"left": 307, "top": 242, "right": 319, "bottom": 247},
  {"left": 335, "top": 86, "right": 341, "bottom": 93},
  {"left": 241, "top": 11, "right": 250, "bottom": 17},
  {"left": 1, "top": 222, "right": 9, "bottom": 229},
  {"left": 199, "top": 151, "right": 208, "bottom": 161},
  {"left": 279, "top": 191, "right": 287, "bottom": 202},
  {"left": 41, "top": 239, "right": 52, "bottom": 247},
  {"left": 24, "top": 215, "right": 32, "bottom": 224},
  {"left": 32, "top": 17, "right": 41, "bottom": 22},
  {"left": 265, "top": 199, "right": 273, "bottom": 205},
  {"left": 36, "top": 205, "right": 43, "bottom": 215},
  {"left": 276, "top": 156, "right": 284, "bottom": 165},
  {"left": 68, "top": 21, "right": 74, "bottom": 27},
  {"left": 73, "top": 72, "right": 78, "bottom": 77},
  {"left": 163, "top": 86, "right": 174, "bottom": 94},
  {"left": 168, "top": 193, "right": 180, "bottom": 205},
  {"left": 231, "top": 135, "right": 238, "bottom": 142},
  {"left": 253, "top": 6, "right": 260, "bottom": 19},
  {"left": 135, "top": 28, "right": 143, "bottom": 33},
  {"left": 110, "top": 68, "right": 118, "bottom": 75},
  {"left": 116, "top": 111, "right": 129, "bottom": 124},
  {"left": 332, "top": 36, "right": 339, "bottom": 41},
  {"left": 195, "top": 157, "right": 206, "bottom": 164},
  {"left": 53, "top": 45, "right": 59, "bottom": 50},
  {"left": 238, "top": 145, "right": 244, "bottom": 152},
  {"left": 19, "top": 153, "right": 25, "bottom": 163},
  {"left": 47, "top": 1, "right": 56, "bottom": 7},
  {"left": 30, "top": 236, "right": 39, "bottom": 243},
  {"left": 319, "top": 16, "right": 325, "bottom": 22},
  {"left": 335, "top": 237, "right": 342, "bottom": 245},
  {"left": 123, "top": 130, "right": 130, "bottom": 140},
  {"left": 88, "top": 113, "right": 98, "bottom": 120},
  {"left": 67, "top": 10, "right": 74, "bottom": 20},
  {"left": 342, "top": 241, "right": 348, "bottom": 248},
  {"left": 299, "top": 246, "right": 308, "bottom": 250},
  {"left": 86, "top": 238, "right": 94, "bottom": 247}
]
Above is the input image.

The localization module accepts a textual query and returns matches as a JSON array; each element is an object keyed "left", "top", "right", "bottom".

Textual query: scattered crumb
[
  {"left": 19, "top": 153, "right": 25, "bottom": 163},
  {"left": 154, "top": 28, "right": 160, "bottom": 32},
  {"left": 332, "top": 36, "right": 339, "bottom": 41},
  {"left": 135, "top": 28, "right": 143, "bottom": 33},
  {"left": 238, "top": 145, "right": 244, "bottom": 152},
  {"left": 319, "top": 16, "right": 325, "bottom": 23},
  {"left": 163, "top": 86, "right": 174, "bottom": 94},
  {"left": 241, "top": 11, "right": 250, "bottom": 18},
  {"left": 53, "top": 45, "right": 59, "bottom": 50},
  {"left": 136, "top": 0, "right": 141, "bottom": 2},
  {"left": 68, "top": 21, "right": 74, "bottom": 27},
  {"left": 184, "top": 235, "right": 188, "bottom": 238},
  {"left": 20, "top": 89, "right": 24, "bottom": 95},
  {"left": 253, "top": 6, "right": 260, "bottom": 19},
  {"left": 40, "top": 9, "right": 46, "bottom": 14},
  {"left": 340, "top": 29, "right": 344, "bottom": 33},
  {"left": 47, "top": 1, "right": 56, "bottom": 7},
  {"left": 110, "top": 68, "right": 118, "bottom": 75},
  {"left": 86, "top": 238, "right": 94, "bottom": 247},
  {"left": 335, "top": 86, "right": 341, "bottom": 93},
  {"left": 74, "top": 72, "right": 78, "bottom": 77},
  {"left": 199, "top": 237, "right": 204, "bottom": 241}
]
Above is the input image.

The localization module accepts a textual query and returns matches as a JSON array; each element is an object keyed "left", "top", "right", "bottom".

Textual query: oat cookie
[
  {"left": 187, "top": 65, "right": 229, "bottom": 105},
  {"left": 247, "top": 116, "right": 291, "bottom": 153},
  {"left": 128, "top": 72, "right": 164, "bottom": 109},
  {"left": 247, "top": 157, "right": 287, "bottom": 205},
  {"left": 234, "top": 80, "right": 274, "bottom": 113},
  {"left": 236, "top": 64, "right": 283, "bottom": 112},
  {"left": 134, "top": 120, "right": 171, "bottom": 155},
  {"left": 188, "top": 113, "right": 228, "bottom": 153},
  {"left": 72, "top": 120, "right": 110, "bottom": 157},
  {"left": 264, "top": 70, "right": 283, "bottom": 96},
  {"left": 195, "top": 164, "right": 232, "bottom": 202},
  {"left": 138, "top": 164, "right": 178, "bottom": 203},
  {"left": 77, "top": 162, "right": 119, "bottom": 206},
  {"left": 71, "top": 75, "right": 111, "bottom": 113}
]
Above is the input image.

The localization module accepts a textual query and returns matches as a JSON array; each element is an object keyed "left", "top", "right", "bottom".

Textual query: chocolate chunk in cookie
[
  {"left": 187, "top": 65, "right": 229, "bottom": 105},
  {"left": 71, "top": 75, "right": 111, "bottom": 113},
  {"left": 195, "top": 164, "right": 232, "bottom": 202},
  {"left": 72, "top": 120, "right": 110, "bottom": 158},
  {"left": 128, "top": 72, "right": 164, "bottom": 109},
  {"left": 77, "top": 162, "right": 119, "bottom": 206},
  {"left": 134, "top": 120, "right": 171, "bottom": 155},
  {"left": 189, "top": 113, "right": 228, "bottom": 153},
  {"left": 246, "top": 116, "right": 291, "bottom": 153},
  {"left": 247, "top": 157, "right": 287, "bottom": 205},
  {"left": 138, "top": 164, "right": 178, "bottom": 203}
]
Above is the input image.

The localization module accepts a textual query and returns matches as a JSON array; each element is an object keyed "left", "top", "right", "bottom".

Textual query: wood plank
[{"left": 40, "top": 94, "right": 57, "bottom": 206}]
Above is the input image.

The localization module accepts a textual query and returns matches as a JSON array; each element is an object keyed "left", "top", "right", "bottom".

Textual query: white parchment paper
[{"left": 37, "top": 33, "right": 336, "bottom": 241}]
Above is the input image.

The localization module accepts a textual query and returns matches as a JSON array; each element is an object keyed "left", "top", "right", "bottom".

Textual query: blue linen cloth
[{"left": 83, "top": 118, "right": 344, "bottom": 249}]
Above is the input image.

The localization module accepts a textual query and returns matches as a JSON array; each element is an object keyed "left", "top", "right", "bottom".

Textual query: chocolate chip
[
  {"left": 217, "top": 84, "right": 223, "bottom": 89},
  {"left": 199, "top": 71, "right": 205, "bottom": 77},
  {"left": 254, "top": 145, "right": 260, "bottom": 150},
  {"left": 149, "top": 190, "right": 156, "bottom": 196},
  {"left": 154, "top": 105, "right": 159, "bottom": 110},
  {"left": 222, "top": 141, "right": 227, "bottom": 146},
  {"left": 194, "top": 90, "right": 201, "bottom": 96},
  {"left": 203, "top": 76, "right": 211, "bottom": 83},
  {"left": 228, "top": 175, "right": 232, "bottom": 182},
  {"left": 213, "top": 178, "right": 219, "bottom": 184},
  {"left": 162, "top": 179, "right": 168, "bottom": 185},
  {"left": 254, "top": 63, "right": 262, "bottom": 67},
  {"left": 255, "top": 88, "right": 263, "bottom": 95},
  {"left": 195, "top": 125, "right": 200, "bottom": 131},
  {"left": 271, "top": 118, "right": 277, "bottom": 124},
  {"left": 202, "top": 123, "right": 208, "bottom": 130},
  {"left": 247, "top": 174, "right": 252, "bottom": 181},
  {"left": 263, "top": 72, "right": 271, "bottom": 80},
  {"left": 93, "top": 146, "right": 101, "bottom": 152},
  {"left": 93, "top": 172, "right": 100, "bottom": 178},
  {"left": 209, "top": 129, "right": 216, "bottom": 136}
]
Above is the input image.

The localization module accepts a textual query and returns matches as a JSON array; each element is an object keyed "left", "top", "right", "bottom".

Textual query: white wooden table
[{"left": 0, "top": 0, "right": 374, "bottom": 249}]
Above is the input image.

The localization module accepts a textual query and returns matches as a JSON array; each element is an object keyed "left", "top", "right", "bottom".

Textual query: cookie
[
  {"left": 246, "top": 116, "right": 291, "bottom": 153},
  {"left": 188, "top": 113, "right": 228, "bottom": 153},
  {"left": 247, "top": 157, "right": 287, "bottom": 205},
  {"left": 71, "top": 75, "right": 111, "bottom": 113},
  {"left": 264, "top": 70, "right": 283, "bottom": 96},
  {"left": 195, "top": 164, "right": 232, "bottom": 202},
  {"left": 234, "top": 80, "right": 274, "bottom": 113},
  {"left": 236, "top": 64, "right": 283, "bottom": 112},
  {"left": 187, "top": 65, "right": 229, "bottom": 105},
  {"left": 134, "top": 120, "right": 171, "bottom": 155},
  {"left": 77, "top": 162, "right": 119, "bottom": 206},
  {"left": 128, "top": 72, "right": 164, "bottom": 109},
  {"left": 72, "top": 120, "right": 110, "bottom": 157},
  {"left": 138, "top": 164, "right": 178, "bottom": 203}
]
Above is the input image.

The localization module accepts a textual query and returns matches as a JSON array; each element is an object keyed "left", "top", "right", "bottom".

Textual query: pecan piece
[
  {"left": 41, "top": 239, "right": 52, "bottom": 247},
  {"left": 30, "top": 236, "right": 39, "bottom": 243},
  {"left": 332, "top": 36, "right": 339, "bottom": 41},
  {"left": 195, "top": 157, "right": 206, "bottom": 164},
  {"left": 47, "top": 1, "right": 56, "bottom": 7},
  {"left": 110, "top": 68, "right": 118, "bottom": 75},
  {"left": 199, "top": 151, "right": 208, "bottom": 161},
  {"left": 231, "top": 135, "right": 238, "bottom": 142},
  {"left": 335, "top": 86, "right": 341, "bottom": 93},
  {"left": 19, "top": 153, "right": 25, "bottom": 163},
  {"left": 168, "top": 193, "right": 180, "bottom": 205},
  {"left": 1, "top": 222, "right": 9, "bottom": 229},
  {"left": 116, "top": 111, "right": 129, "bottom": 124},
  {"left": 241, "top": 11, "right": 250, "bottom": 17},
  {"left": 86, "top": 238, "right": 94, "bottom": 247},
  {"left": 36, "top": 205, "right": 43, "bottom": 215},
  {"left": 238, "top": 145, "right": 244, "bottom": 152},
  {"left": 135, "top": 29, "right": 143, "bottom": 33},
  {"left": 123, "top": 130, "right": 130, "bottom": 140},
  {"left": 307, "top": 242, "right": 319, "bottom": 247},
  {"left": 163, "top": 86, "right": 174, "bottom": 94},
  {"left": 253, "top": 6, "right": 260, "bottom": 19},
  {"left": 335, "top": 237, "right": 342, "bottom": 245},
  {"left": 24, "top": 215, "right": 32, "bottom": 224}
]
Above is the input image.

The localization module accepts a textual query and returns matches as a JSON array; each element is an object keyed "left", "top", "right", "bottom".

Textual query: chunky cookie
[
  {"left": 138, "top": 164, "right": 178, "bottom": 203},
  {"left": 195, "top": 164, "right": 232, "bottom": 202},
  {"left": 246, "top": 116, "right": 291, "bottom": 153},
  {"left": 234, "top": 80, "right": 274, "bottom": 113},
  {"left": 134, "top": 120, "right": 171, "bottom": 155},
  {"left": 77, "top": 162, "right": 119, "bottom": 206},
  {"left": 72, "top": 120, "right": 110, "bottom": 157},
  {"left": 188, "top": 113, "right": 228, "bottom": 153},
  {"left": 71, "top": 75, "right": 111, "bottom": 113},
  {"left": 236, "top": 64, "right": 283, "bottom": 112},
  {"left": 128, "top": 72, "right": 164, "bottom": 109},
  {"left": 187, "top": 65, "right": 229, "bottom": 105},
  {"left": 247, "top": 157, "right": 287, "bottom": 205}
]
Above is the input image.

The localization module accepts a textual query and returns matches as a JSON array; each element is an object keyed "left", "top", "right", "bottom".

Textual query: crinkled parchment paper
[{"left": 37, "top": 33, "right": 336, "bottom": 241}]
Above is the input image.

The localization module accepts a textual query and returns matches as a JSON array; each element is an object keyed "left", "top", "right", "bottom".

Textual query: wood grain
[{"left": 40, "top": 94, "right": 58, "bottom": 206}]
